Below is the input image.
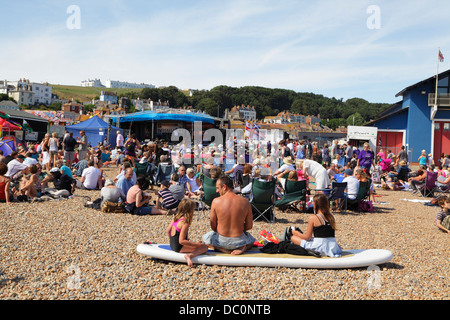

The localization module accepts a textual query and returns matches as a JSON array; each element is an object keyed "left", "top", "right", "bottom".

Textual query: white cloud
[{"left": 1, "top": 0, "right": 450, "bottom": 103}]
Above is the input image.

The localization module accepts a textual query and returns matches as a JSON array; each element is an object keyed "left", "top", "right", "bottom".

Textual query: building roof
[
  {"left": 396, "top": 68, "right": 450, "bottom": 97},
  {"left": 0, "top": 107, "right": 48, "bottom": 123}
]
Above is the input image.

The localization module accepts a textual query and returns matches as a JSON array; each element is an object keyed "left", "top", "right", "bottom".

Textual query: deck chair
[
  {"left": 154, "top": 163, "right": 175, "bottom": 185},
  {"left": 195, "top": 175, "right": 220, "bottom": 220},
  {"left": 347, "top": 180, "right": 370, "bottom": 212},
  {"left": 418, "top": 171, "right": 438, "bottom": 197},
  {"left": 327, "top": 181, "right": 348, "bottom": 212},
  {"left": 274, "top": 179, "right": 307, "bottom": 213},
  {"left": 251, "top": 179, "right": 276, "bottom": 222}
]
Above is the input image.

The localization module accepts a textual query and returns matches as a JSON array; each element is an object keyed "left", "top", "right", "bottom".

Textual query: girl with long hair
[
  {"left": 166, "top": 198, "right": 208, "bottom": 267},
  {"left": 290, "top": 193, "right": 342, "bottom": 257}
]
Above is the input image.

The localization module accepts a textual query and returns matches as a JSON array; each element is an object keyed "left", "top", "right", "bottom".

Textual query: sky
[{"left": 1, "top": 0, "right": 450, "bottom": 104}]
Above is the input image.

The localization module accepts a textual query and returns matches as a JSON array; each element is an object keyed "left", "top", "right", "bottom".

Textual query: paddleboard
[{"left": 136, "top": 243, "right": 393, "bottom": 269}]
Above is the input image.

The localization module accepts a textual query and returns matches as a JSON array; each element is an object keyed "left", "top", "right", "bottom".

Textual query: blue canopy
[
  {"left": 66, "top": 115, "right": 122, "bottom": 148},
  {"left": 119, "top": 111, "right": 215, "bottom": 124}
]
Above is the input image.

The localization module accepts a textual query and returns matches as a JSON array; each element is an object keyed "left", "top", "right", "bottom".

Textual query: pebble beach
[{"left": 0, "top": 166, "right": 448, "bottom": 301}]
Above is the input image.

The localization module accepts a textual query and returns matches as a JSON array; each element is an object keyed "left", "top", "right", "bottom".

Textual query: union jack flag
[{"left": 439, "top": 50, "right": 444, "bottom": 62}]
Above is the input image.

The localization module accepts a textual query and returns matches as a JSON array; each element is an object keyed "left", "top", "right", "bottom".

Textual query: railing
[{"left": 428, "top": 93, "right": 450, "bottom": 107}]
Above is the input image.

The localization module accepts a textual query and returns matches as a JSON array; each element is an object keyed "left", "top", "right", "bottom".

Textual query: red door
[
  {"left": 377, "top": 131, "right": 403, "bottom": 156},
  {"left": 434, "top": 122, "right": 450, "bottom": 162}
]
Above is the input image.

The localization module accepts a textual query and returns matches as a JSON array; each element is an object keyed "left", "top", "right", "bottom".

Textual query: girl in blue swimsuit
[{"left": 166, "top": 198, "right": 208, "bottom": 267}]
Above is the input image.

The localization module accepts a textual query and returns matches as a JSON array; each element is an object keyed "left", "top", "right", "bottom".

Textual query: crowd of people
[{"left": 1, "top": 130, "right": 448, "bottom": 267}]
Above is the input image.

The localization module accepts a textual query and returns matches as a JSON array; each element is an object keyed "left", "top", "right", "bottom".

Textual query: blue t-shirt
[
  {"left": 419, "top": 156, "right": 427, "bottom": 166},
  {"left": 60, "top": 165, "right": 73, "bottom": 178}
]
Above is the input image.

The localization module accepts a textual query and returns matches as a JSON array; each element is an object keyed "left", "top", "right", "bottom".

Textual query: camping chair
[
  {"left": 251, "top": 179, "right": 277, "bottom": 223},
  {"left": 327, "top": 181, "right": 348, "bottom": 212},
  {"left": 347, "top": 180, "right": 370, "bottom": 212},
  {"left": 134, "top": 162, "right": 150, "bottom": 178},
  {"left": 195, "top": 175, "right": 220, "bottom": 220},
  {"left": 417, "top": 171, "right": 438, "bottom": 197},
  {"left": 154, "top": 163, "right": 175, "bottom": 185},
  {"left": 274, "top": 179, "right": 307, "bottom": 213}
]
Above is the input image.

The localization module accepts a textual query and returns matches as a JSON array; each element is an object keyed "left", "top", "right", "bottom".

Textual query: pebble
[{"left": 0, "top": 167, "right": 448, "bottom": 300}]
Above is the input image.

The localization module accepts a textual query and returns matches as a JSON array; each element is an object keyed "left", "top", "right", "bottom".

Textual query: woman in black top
[{"left": 290, "top": 193, "right": 342, "bottom": 257}]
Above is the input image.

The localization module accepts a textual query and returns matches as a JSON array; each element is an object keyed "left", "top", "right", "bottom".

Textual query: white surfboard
[{"left": 136, "top": 243, "right": 393, "bottom": 269}]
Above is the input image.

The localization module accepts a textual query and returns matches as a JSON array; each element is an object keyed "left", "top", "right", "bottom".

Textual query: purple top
[{"left": 358, "top": 149, "right": 373, "bottom": 168}]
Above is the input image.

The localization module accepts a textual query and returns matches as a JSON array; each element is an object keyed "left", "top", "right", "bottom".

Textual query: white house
[{"left": 81, "top": 78, "right": 104, "bottom": 87}]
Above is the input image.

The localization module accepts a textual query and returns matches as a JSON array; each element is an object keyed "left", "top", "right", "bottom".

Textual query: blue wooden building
[{"left": 367, "top": 68, "right": 450, "bottom": 164}]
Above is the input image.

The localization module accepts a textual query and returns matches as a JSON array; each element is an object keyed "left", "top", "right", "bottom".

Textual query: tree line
[{"left": 122, "top": 85, "right": 390, "bottom": 130}]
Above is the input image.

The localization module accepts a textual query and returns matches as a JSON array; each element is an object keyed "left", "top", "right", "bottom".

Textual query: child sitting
[
  {"left": 156, "top": 180, "right": 180, "bottom": 212},
  {"left": 166, "top": 198, "right": 208, "bottom": 267},
  {"left": 436, "top": 196, "right": 450, "bottom": 234}
]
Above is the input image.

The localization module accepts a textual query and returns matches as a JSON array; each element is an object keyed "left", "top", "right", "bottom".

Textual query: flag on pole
[
  {"left": 439, "top": 50, "right": 444, "bottom": 62},
  {"left": 0, "top": 110, "right": 10, "bottom": 120},
  {"left": 245, "top": 121, "right": 251, "bottom": 138},
  {"left": 22, "top": 119, "right": 33, "bottom": 132}
]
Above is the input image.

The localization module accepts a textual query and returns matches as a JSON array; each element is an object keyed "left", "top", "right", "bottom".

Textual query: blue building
[
  {"left": 367, "top": 68, "right": 450, "bottom": 164},
  {"left": 100, "top": 91, "right": 118, "bottom": 105}
]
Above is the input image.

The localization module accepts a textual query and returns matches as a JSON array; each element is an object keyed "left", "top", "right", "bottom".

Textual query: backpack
[{"left": 358, "top": 200, "right": 374, "bottom": 213}]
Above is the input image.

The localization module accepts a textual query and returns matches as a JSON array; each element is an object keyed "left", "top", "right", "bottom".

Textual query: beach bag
[
  {"left": 358, "top": 200, "right": 374, "bottom": 212},
  {"left": 124, "top": 202, "right": 137, "bottom": 214},
  {"left": 101, "top": 201, "right": 126, "bottom": 213}
]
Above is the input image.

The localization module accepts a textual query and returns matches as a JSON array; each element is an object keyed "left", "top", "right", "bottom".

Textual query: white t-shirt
[
  {"left": 116, "top": 134, "right": 124, "bottom": 147},
  {"left": 5, "top": 159, "right": 28, "bottom": 178},
  {"left": 343, "top": 175, "right": 360, "bottom": 200},
  {"left": 81, "top": 166, "right": 102, "bottom": 189}
]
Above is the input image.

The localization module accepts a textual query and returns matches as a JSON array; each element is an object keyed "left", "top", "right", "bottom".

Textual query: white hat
[{"left": 50, "top": 167, "right": 60, "bottom": 173}]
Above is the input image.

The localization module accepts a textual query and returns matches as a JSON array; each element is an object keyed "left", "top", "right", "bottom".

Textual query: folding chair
[
  {"left": 134, "top": 162, "right": 150, "bottom": 177},
  {"left": 154, "top": 163, "right": 175, "bottom": 185},
  {"left": 347, "top": 180, "right": 370, "bottom": 212},
  {"left": 327, "top": 181, "right": 348, "bottom": 212},
  {"left": 274, "top": 179, "right": 307, "bottom": 213},
  {"left": 251, "top": 179, "right": 276, "bottom": 222},
  {"left": 195, "top": 175, "right": 220, "bottom": 220},
  {"left": 417, "top": 171, "right": 438, "bottom": 198}
]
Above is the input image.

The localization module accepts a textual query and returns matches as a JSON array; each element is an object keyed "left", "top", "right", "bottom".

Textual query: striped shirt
[{"left": 158, "top": 188, "right": 179, "bottom": 209}]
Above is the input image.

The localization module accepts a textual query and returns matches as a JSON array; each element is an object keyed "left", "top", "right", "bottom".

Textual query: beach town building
[
  {"left": 2, "top": 79, "right": 52, "bottom": 106},
  {"left": 227, "top": 105, "right": 257, "bottom": 121},
  {"left": 81, "top": 78, "right": 105, "bottom": 87},
  {"left": 104, "top": 80, "right": 155, "bottom": 89},
  {"left": 367, "top": 68, "right": 450, "bottom": 164},
  {"left": 99, "top": 91, "right": 118, "bottom": 105}
]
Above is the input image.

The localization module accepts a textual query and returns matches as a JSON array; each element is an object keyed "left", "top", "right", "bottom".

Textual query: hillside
[{"left": 51, "top": 84, "right": 143, "bottom": 102}]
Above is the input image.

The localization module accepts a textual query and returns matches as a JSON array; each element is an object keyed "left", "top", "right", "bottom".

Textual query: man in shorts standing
[
  {"left": 202, "top": 175, "right": 255, "bottom": 255},
  {"left": 77, "top": 130, "right": 88, "bottom": 162},
  {"left": 63, "top": 132, "right": 77, "bottom": 167}
]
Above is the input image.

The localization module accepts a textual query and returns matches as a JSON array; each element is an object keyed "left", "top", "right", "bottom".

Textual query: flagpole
[{"left": 435, "top": 47, "right": 440, "bottom": 108}]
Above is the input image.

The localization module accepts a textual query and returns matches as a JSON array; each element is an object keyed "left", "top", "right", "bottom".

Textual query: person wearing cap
[
  {"left": 156, "top": 180, "right": 180, "bottom": 211},
  {"left": 343, "top": 168, "right": 359, "bottom": 200},
  {"left": 394, "top": 160, "right": 411, "bottom": 183},
  {"left": 43, "top": 166, "right": 76, "bottom": 197}
]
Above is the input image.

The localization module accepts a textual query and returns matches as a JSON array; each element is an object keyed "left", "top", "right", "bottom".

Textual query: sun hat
[{"left": 283, "top": 156, "right": 293, "bottom": 165}]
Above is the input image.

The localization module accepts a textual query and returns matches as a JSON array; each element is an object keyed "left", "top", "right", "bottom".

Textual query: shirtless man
[{"left": 202, "top": 175, "right": 256, "bottom": 255}]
